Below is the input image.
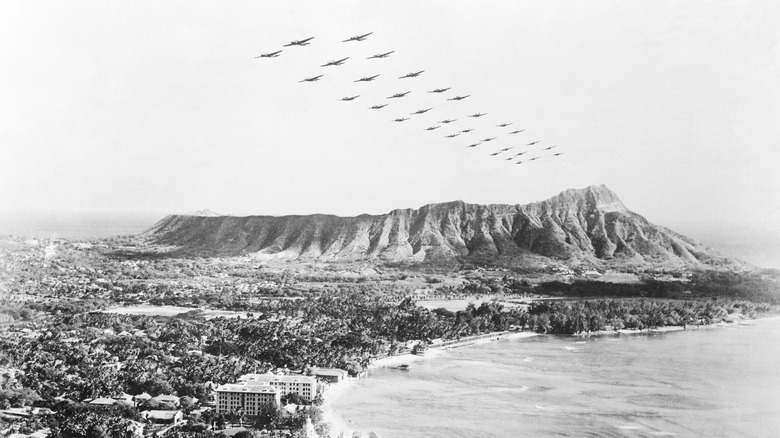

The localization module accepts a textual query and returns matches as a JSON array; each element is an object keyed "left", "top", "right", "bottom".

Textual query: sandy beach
[{"left": 318, "top": 330, "right": 540, "bottom": 437}]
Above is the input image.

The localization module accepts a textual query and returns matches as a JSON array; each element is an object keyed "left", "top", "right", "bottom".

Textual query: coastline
[{"left": 318, "top": 330, "right": 539, "bottom": 437}]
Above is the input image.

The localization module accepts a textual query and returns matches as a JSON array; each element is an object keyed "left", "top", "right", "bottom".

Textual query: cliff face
[{"left": 146, "top": 185, "right": 717, "bottom": 267}]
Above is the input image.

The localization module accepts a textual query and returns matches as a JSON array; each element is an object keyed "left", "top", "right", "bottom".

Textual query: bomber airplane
[
  {"left": 527, "top": 140, "right": 541, "bottom": 145},
  {"left": 469, "top": 113, "right": 486, "bottom": 118},
  {"left": 255, "top": 50, "right": 282, "bottom": 58},
  {"left": 354, "top": 75, "right": 380, "bottom": 82},
  {"left": 497, "top": 123, "right": 513, "bottom": 128},
  {"left": 445, "top": 133, "right": 460, "bottom": 138},
  {"left": 368, "top": 51, "right": 394, "bottom": 59},
  {"left": 428, "top": 88, "right": 451, "bottom": 93},
  {"left": 438, "top": 119, "right": 456, "bottom": 124},
  {"left": 343, "top": 32, "right": 373, "bottom": 42},
  {"left": 369, "top": 104, "right": 387, "bottom": 109},
  {"left": 425, "top": 126, "right": 441, "bottom": 131},
  {"left": 509, "top": 130, "right": 525, "bottom": 134},
  {"left": 467, "top": 142, "right": 481, "bottom": 148},
  {"left": 411, "top": 108, "right": 433, "bottom": 115},
  {"left": 284, "top": 37, "right": 314, "bottom": 47},
  {"left": 387, "top": 91, "right": 411, "bottom": 99},
  {"left": 340, "top": 95, "right": 360, "bottom": 101},
  {"left": 321, "top": 57, "right": 349, "bottom": 67},
  {"left": 393, "top": 117, "right": 409, "bottom": 122},
  {"left": 448, "top": 95, "right": 470, "bottom": 101},
  {"left": 399, "top": 70, "right": 425, "bottom": 79},
  {"left": 299, "top": 75, "right": 323, "bottom": 82},
  {"left": 482, "top": 137, "right": 496, "bottom": 142}
]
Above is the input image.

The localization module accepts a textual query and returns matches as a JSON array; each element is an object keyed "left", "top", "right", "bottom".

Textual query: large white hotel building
[
  {"left": 238, "top": 373, "right": 317, "bottom": 402},
  {"left": 214, "top": 373, "right": 318, "bottom": 416},
  {"left": 214, "top": 383, "right": 280, "bottom": 417}
]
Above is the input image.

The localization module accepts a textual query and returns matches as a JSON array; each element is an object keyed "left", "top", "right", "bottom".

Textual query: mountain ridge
[{"left": 145, "top": 185, "right": 727, "bottom": 268}]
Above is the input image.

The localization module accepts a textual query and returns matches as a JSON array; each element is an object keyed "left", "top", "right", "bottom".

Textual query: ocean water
[
  {"left": 330, "top": 318, "right": 780, "bottom": 438},
  {"left": 0, "top": 212, "right": 161, "bottom": 239}
]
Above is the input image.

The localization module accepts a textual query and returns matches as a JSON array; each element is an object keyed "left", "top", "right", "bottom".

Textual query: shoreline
[
  {"left": 317, "top": 315, "right": 780, "bottom": 436},
  {"left": 317, "top": 330, "right": 539, "bottom": 437}
]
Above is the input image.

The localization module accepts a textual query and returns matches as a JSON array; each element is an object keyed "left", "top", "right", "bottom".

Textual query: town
[{"left": 1, "top": 235, "right": 778, "bottom": 437}]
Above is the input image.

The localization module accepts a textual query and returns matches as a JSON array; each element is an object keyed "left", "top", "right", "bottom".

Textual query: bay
[{"left": 330, "top": 318, "right": 780, "bottom": 438}]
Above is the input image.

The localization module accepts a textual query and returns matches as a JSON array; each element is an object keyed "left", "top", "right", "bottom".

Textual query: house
[
  {"left": 151, "top": 394, "right": 180, "bottom": 407},
  {"left": 308, "top": 367, "right": 348, "bottom": 384},
  {"left": 141, "top": 410, "right": 184, "bottom": 426},
  {"left": 133, "top": 392, "right": 152, "bottom": 403},
  {"left": 88, "top": 398, "right": 117, "bottom": 407}
]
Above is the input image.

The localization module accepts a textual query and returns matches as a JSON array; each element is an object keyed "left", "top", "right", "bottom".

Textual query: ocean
[{"left": 329, "top": 318, "right": 780, "bottom": 438}]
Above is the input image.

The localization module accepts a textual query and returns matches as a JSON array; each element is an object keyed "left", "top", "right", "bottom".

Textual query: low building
[
  {"left": 141, "top": 410, "right": 184, "bottom": 426},
  {"left": 151, "top": 394, "right": 180, "bottom": 407},
  {"left": 215, "top": 383, "right": 280, "bottom": 417},
  {"left": 308, "top": 367, "right": 348, "bottom": 384},
  {"left": 238, "top": 373, "right": 317, "bottom": 401}
]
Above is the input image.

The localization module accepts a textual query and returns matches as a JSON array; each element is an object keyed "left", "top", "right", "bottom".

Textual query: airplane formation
[{"left": 256, "top": 32, "right": 563, "bottom": 166}]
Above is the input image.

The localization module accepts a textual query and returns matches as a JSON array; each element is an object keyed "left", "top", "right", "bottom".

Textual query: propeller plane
[
  {"left": 284, "top": 37, "right": 314, "bottom": 47},
  {"left": 343, "top": 32, "right": 373, "bottom": 42}
]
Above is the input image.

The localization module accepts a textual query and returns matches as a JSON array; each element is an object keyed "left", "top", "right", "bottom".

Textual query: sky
[{"left": 1, "top": 1, "right": 779, "bottom": 240}]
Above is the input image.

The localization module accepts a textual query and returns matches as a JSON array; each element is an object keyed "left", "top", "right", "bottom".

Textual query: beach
[{"left": 318, "top": 330, "right": 539, "bottom": 437}]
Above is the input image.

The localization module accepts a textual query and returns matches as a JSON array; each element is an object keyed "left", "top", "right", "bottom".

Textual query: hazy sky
[{"left": 2, "top": 1, "right": 779, "bottom": 232}]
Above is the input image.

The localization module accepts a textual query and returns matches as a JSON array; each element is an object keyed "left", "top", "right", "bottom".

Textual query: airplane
[
  {"left": 399, "top": 70, "right": 425, "bottom": 79},
  {"left": 467, "top": 142, "right": 481, "bottom": 148},
  {"left": 411, "top": 108, "right": 432, "bottom": 115},
  {"left": 515, "top": 160, "right": 525, "bottom": 165},
  {"left": 497, "top": 123, "right": 513, "bottom": 128},
  {"left": 284, "top": 37, "right": 314, "bottom": 47},
  {"left": 367, "top": 51, "right": 394, "bottom": 59},
  {"left": 514, "top": 151, "right": 527, "bottom": 156},
  {"left": 529, "top": 156, "right": 540, "bottom": 161},
  {"left": 482, "top": 137, "right": 496, "bottom": 142},
  {"left": 553, "top": 152, "right": 563, "bottom": 156},
  {"left": 499, "top": 147, "right": 513, "bottom": 152},
  {"left": 387, "top": 91, "right": 411, "bottom": 99},
  {"left": 469, "top": 113, "right": 486, "bottom": 118},
  {"left": 490, "top": 151, "right": 501, "bottom": 156},
  {"left": 509, "top": 130, "right": 525, "bottom": 134},
  {"left": 354, "top": 74, "right": 380, "bottom": 82},
  {"left": 448, "top": 95, "right": 470, "bottom": 101},
  {"left": 445, "top": 133, "right": 460, "bottom": 138},
  {"left": 393, "top": 117, "right": 409, "bottom": 122},
  {"left": 369, "top": 104, "right": 387, "bottom": 109},
  {"left": 340, "top": 95, "right": 360, "bottom": 101},
  {"left": 255, "top": 50, "right": 282, "bottom": 58},
  {"left": 425, "top": 126, "right": 441, "bottom": 131},
  {"left": 505, "top": 157, "right": 515, "bottom": 161},
  {"left": 460, "top": 129, "right": 473, "bottom": 133},
  {"left": 299, "top": 75, "right": 323, "bottom": 82},
  {"left": 527, "top": 140, "right": 540, "bottom": 145},
  {"left": 343, "top": 32, "right": 373, "bottom": 42},
  {"left": 544, "top": 145, "right": 557, "bottom": 150},
  {"left": 438, "top": 119, "right": 456, "bottom": 124},
  {"left": 321, "top": 57, "right": 349, "bottom": 67},
  {"left": 428, "top": 88, "right": 451, "bottom": 93}
]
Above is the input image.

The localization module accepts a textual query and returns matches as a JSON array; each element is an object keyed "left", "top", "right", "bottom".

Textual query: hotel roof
[
  {"left": 215, "top": 383, "right": 279, "bottom": 394},
  {"left": 238, "top": 373, "right": 316, "bottom": 384}
]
